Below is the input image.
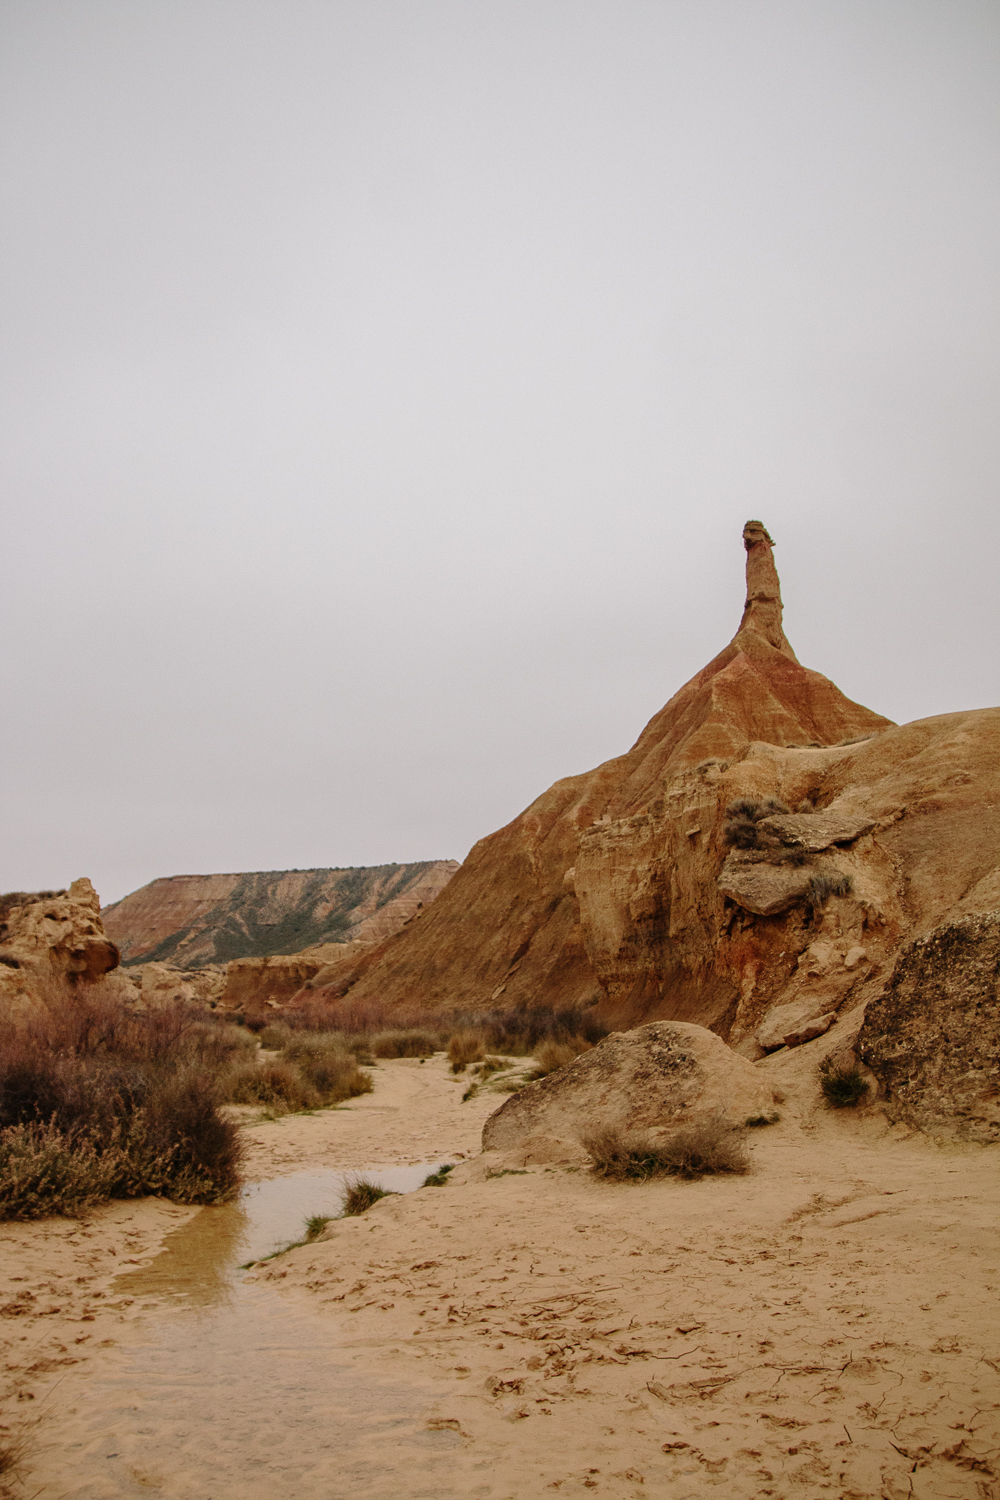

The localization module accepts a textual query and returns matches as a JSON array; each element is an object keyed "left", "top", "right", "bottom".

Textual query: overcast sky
[{"left": 2, "top": 1, "right": 998, "bottom": 906}]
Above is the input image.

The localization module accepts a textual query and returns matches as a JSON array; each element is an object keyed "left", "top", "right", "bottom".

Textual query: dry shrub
[
  {"left": 370, "top": 1029, "right": 442, "bottom": 1058},
  {"left": 282, "top": 1033, "right": 373, "bottom": 1103},
  {"left": 226, "top": 1060, "right": 318, "bottom": 1112},
  {"left": 275, "top": 996, "right": 608, "bottom": 1063},
  {"left": 806, "top": 871, "right": 853, "bottom": 914},
  {"left": 256, "top": 1023, "right": 292, "bottom": 1051},
  {"left": 583, "top": 1120, "right": 750, "bottom": 1182},
  {"left": 448, "top": 1031, "right": 486, "bottom": 1073},
  {"left": 0, "top": 995, "right": 246, "bottom": 1217},
  {"left": 475, "top": 1004, "right": 608, "bottom": 1056},
  {"left": 722, "top": 797, "right": 791, "bottom": 849},
  {"left": 532, "top": 1038, "right": 592, "bottom": 1078},
  {"left": 0, "top": 1121, "right": 120, "bottom": 1220}
]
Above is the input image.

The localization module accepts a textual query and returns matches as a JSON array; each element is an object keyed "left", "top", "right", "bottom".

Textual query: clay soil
[{"left": 2, "top": 1049, "right": 998, "bottom": 1499}]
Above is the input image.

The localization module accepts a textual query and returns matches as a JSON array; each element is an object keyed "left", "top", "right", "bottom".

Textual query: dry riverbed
[{"left": 2, "top": 1051, "right": 998, "bottom": 1499}]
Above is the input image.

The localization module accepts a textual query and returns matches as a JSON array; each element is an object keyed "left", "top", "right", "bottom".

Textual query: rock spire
[{"left": 737, "top": 520, "right": 798, "bottom": 662}]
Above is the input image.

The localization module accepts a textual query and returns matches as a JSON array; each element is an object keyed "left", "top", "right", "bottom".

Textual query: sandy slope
[{"left": 2, "top": 1053, "right": 998, "bottom": 1499}]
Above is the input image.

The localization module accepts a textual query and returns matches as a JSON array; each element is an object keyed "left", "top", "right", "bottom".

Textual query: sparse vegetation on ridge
[
  {"left": 722, "top": 798, "right": 790, "bottom": 850},
  {"left": 805, "top": 871, "right": 853, "bottom": 915}
]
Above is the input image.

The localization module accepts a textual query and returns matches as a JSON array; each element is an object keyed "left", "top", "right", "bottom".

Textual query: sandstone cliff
[
  {"left": 305, "top": 522, "right": 1000, "bottom": 1093},
  {"left": 102, "top": 860, "right": 459, "bottom": 967}
]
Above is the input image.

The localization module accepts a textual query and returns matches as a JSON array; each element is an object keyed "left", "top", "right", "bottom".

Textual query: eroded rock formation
[
  {"left": 307, "top": 522, "right": 895, "bottom": 1023},
  {"left": 305, "top": 521, "right": 1000, "bottom": 1125},
  {"left": 0, "top": 879, "right": 125, "bottom": 1010}
]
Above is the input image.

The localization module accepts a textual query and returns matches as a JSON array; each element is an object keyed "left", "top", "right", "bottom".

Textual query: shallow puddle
[
  {"left": 113, "top": 1163, "right": 438, "bottom": 1308},
  {"left": 37, "top": 1164, "right": 473, "bottom": 1499}
]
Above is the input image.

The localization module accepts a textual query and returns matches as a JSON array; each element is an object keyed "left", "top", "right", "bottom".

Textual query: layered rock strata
[{"left": 102, "top": 861, "right": 459, "bottom": 966}]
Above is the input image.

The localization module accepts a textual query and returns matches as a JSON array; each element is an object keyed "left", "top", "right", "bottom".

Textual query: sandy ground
[{"left": 2, "top": 1047, "right": 999, "bottom": 1499}]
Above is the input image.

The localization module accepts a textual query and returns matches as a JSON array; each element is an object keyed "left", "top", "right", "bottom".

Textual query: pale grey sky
[{"left": 2, "top": 1, "right": 998, "bottom": 905}]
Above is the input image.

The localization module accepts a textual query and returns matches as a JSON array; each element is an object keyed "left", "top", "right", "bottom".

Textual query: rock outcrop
[
  {"left": 219, "top": 947, "right": 359, "bottom": 1012},
  {"left": 481, "top": 1021, "right": 777, "bottom": 1163},
  {"left": 102, "top": 861, "right": 459, "bottom": 967},
  {"left": 305, "top": 521, "right": 895, "bottom": 1023},
  {"left": 305, "top": 519, "right": 1000, "bottom": 1148},
  {"left": 858, "top": 912, "right": 1000, "bottom": 1142},
  {"left": 0, "top": 879, "right": 124, "bottom": 1010}
]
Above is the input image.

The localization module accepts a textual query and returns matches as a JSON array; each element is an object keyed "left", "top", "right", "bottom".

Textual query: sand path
[{"left": 1, "top": 1052, "right": 998, "bottom": 1499}]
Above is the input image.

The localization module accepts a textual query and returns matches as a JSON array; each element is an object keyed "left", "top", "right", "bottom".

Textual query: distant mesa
[{"left": 101, "top": 861, "right": 460, "bottom": 967}]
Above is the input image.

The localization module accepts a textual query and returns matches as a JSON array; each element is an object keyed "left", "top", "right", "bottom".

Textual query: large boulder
[
  {"left": 858, "top": 911, "right": 1000, "bottom": 1142},
  {"left": 481, "top": 1021, "right": 776, "bottom": 1163}
]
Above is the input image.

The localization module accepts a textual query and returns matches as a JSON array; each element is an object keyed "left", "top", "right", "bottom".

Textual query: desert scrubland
[{"left": 2, "top": 523, "right": 999, "bottom": 1497}]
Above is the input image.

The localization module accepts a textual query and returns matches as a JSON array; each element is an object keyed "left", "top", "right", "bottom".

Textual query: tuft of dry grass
[
  {"left": 341, "top": 1175, "right": 393, "bottom": 1216},
  {"left": 820, "top": 1061, "right": 870, "bottom": 1108},
  {"left": 448, "top": 1031, "right": 486, "bottom": 1073},
  {"left": 532, "top": 1038, "right": 592, "bottom": 1078},
  {"left": 582, "top": 1120, "right": 751, "bottom": 1182},
  {"left": 0, "top": 1425, "right": 29, "bottom": 1500}
]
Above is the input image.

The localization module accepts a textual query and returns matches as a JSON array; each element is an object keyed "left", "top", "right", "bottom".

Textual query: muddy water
[{"left": 38, "top": 1166, "right": 476, "bottom": 1500}]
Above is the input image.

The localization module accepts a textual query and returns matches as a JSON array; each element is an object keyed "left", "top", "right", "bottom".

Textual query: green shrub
[
  {"left": 583, "top": 1120, "right": 751, "bottom": 1182},
  {"left": 421, "top": 1163, "right": 455, "bottom": 1187},
  {"left": 305, "top": 1213, "right": 333, "bottom": 1239},
  {"left": 820, "top": 1062, "right": 870, "bottom": 1108}
]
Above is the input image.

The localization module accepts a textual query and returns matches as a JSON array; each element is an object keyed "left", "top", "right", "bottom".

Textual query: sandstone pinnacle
[{"left": 737, "top": 519, "right": 798, "bottom": 661}]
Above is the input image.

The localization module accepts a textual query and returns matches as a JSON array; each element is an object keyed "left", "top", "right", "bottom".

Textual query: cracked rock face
[
  {"left": 481, "top": 1021, "right": 776, "bottom": 1162},
  {"left": 858, "top": 912, "right": 1000, "bottom": 1142}
]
